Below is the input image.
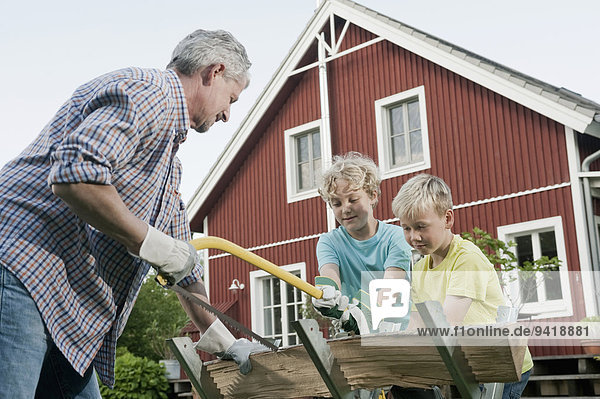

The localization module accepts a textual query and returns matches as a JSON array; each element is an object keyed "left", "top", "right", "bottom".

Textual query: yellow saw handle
[{"left": 188, "top": 236, "right": 323, "bottom": 299}]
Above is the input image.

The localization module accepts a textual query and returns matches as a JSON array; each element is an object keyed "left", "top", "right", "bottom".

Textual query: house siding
[
  {"left": 203, "top": 22, "right": 588, "bottom": 357},
  {"left": 206, "top": 239, "right": 320, "bottom": 329},
  {"left": 208, "top": 67, "right": 326, "bottom": 251}
]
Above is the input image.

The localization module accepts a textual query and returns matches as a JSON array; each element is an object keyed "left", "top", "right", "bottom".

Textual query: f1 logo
[{"left": 368, "top": 279, "right": 410, "bottom": 330}]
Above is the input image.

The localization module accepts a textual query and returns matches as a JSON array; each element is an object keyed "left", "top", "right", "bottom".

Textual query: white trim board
[
  {"left": 209, "top": 182, "right": 571, "bottom": 260},
  {"left": 249, "top": 262, "right": 307, "bottom": 337},
  {"left": 496, "top": 216, "right": 573, "bottom": 319},
  {"left": 187, "top": 0, "right": 597, "bottom": 224}
]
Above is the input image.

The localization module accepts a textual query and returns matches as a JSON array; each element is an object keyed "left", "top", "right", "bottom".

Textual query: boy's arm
[
  {"left": 443, "top": 295, "right": 473, "bottom": 325},
  {"left": 405, "top": 296, "right": 472, "bottom": 330},
  {"left": 405, "top": 311, "right": 424, "bottom": 330},
  {"left": 383, "top": 266, "right": 407, "bottom": 279},
  {"left": 319, "top": 263, "right": 342, "bottom": 289}
]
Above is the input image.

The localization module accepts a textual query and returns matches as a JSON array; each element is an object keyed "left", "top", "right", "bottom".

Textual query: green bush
[
  {"left": 118, "top": 273, "right": 189, "bottom": 361},
  {"left": 99, "top": 350, "right": 169, "bottom": 399},
  {"left": 461, "top": 227, "right": 562, "bottom": 308}
]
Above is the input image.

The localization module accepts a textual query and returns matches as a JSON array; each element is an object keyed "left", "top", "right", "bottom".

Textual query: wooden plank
[
  {"left": 168, "top": 337, "right": 222, "bottom": 399},
  {"left": 204, "top": 332, "right": 526, "bottom": 397},
  {"left": 206, "top": 345, "right": 331, "bottom": 399}
]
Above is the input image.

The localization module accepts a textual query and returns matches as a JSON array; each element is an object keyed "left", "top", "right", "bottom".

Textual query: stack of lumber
[
  {"left": 207, "top": 344, "right": 331, "bottom": 398},
  {"left": 205, "top": 332, "right": 526, "bottom": 398}
]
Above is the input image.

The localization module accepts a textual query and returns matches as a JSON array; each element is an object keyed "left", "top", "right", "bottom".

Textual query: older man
[{"left": 0, "top": 29, "right": 263, "bottom": 398}]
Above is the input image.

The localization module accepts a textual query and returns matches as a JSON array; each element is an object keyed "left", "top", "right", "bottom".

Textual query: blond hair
[
  {"left": 318, "top": 152, "right": 381, "bottom": 205},
  {"left": 392, "top": 174, "right": 453, "bottom": 220}
]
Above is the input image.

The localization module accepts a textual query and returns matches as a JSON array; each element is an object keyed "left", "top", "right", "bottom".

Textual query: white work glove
[
  {"left": 194, "top": 319, "right": 269, "bottom": 374},
  {"left": 377, "top": 320, "right": 404, "bottom": 333},
  {"left": 312, "top": 286, "right": 349, "bottom": 319},
  {"left": 340, "top": 299, "right": 371, "bottom": 335},
  {"left": 137, "top": 225, "right": 197, "bottom": 285}
]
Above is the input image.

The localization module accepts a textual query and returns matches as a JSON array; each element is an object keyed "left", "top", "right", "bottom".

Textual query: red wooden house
[{"left": 185, "top": 0, "right": 600, "bottom": 358}]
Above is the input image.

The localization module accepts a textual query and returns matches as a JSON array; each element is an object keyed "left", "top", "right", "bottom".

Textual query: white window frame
[
  {"left": 497, "top": 216, "right": 573, "bottom": 319},
  {"left": 375, "top": 85, "right": 431, "bottom": 179},
  {"left": 284, "top": 120, "right": 324, "bottom": 203},
  {"left": 250, "top": 262, "right": 307, "bottom": 346}
]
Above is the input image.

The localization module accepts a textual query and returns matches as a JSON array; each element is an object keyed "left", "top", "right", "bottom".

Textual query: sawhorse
[{"left": 168, "top": 300, "right": 519, "bottom": 398}]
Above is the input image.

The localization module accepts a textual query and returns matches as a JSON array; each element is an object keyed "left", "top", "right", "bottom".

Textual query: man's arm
[
  {"left": 53, "top": 182, "right": 215, "bottom": 326},
  {"left": 176, "top": 282, "right": 217, "bottom": 333},
  {"left": 53, "top": 182, "right": 265, "bottom": 372},
  {"left": 52, "top": 183, "right": 147, "bottom": 254}
]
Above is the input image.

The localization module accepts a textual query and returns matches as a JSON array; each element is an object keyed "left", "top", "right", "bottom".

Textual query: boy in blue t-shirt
[{"left": 311, "top": 152, "right": 412, "bottom": 334}]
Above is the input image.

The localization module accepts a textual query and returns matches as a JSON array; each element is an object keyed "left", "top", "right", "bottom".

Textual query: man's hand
[
  {"left": 137, "top": 225, "right": 196, "bottom": 285},
  {"left": 219, "top": 339, "right": 270, "bottom": 374},
  {"left": 194, "top": 319, "right": 268, "bottom": 374}
]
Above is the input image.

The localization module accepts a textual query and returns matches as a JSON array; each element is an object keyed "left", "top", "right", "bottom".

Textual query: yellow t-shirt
[{"left": 412, "top": 235, "right": 533, "bottom": 374}]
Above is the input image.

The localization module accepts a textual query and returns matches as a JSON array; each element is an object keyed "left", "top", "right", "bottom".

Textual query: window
[
  {"left": 497, "top": 216, "right": 572, "bottom": 319},
  {"left": 375, "top": 86, "right": 430, "bottom": 179},
  {"left": 295, "top": 130, "right": 321, "bottom": 192},
  {"left": 250, "top": 263, "right": 306, "bottom": 346},
  {"left": 285, "top": 121, "right": 322, "bottom": 202}
]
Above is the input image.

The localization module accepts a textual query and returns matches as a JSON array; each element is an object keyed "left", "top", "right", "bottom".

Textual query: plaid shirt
[{"left": 0, "top": 67, "right": 203, "bottom": 386}]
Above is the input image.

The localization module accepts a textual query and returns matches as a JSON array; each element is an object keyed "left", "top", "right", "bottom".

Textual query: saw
[
  {"left": 156, "top": 274, "right": 279, "bottom": 351},
  {"left": 154, "top": 236, "right": 324, "bottom": 353}
]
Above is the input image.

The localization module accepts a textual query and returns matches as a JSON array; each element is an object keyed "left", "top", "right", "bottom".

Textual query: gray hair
[
  {"left": 167, "top": 29, "right": 251, "bottom": 85},
  {"left": 392, "top": 174, "right": 453, "bottom": 221},
  {"left": 318, "top": 152, "right": 381, "bottom": 206}
]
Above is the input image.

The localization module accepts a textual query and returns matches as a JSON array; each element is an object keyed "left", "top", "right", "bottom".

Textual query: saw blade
[{"left": 162, "top": 280, "right": 279, "bottom": 352}]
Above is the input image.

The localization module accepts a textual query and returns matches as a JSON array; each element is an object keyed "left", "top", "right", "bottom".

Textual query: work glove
[
  {"left": 377, "top": 320, "right": 405, "bottom": 333},
  {"left": 340, "top": 299, "right": 371, "bottom": 335},
  {"left": 311, "top": 276, "right": 349, "bottom": 320},
  {"left": 136, "top": 225, "right": 197, "bottom": 285},
  {"left": 194, "top": 319, "right": 269, "bottom": 374}
]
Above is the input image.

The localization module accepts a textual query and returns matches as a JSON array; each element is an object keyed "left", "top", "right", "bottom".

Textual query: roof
[{"left": 187, "top": 0, "right": 600, "bottom": 230}]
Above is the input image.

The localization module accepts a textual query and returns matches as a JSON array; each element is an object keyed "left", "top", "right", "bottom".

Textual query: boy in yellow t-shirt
[{"left": 392, "top": 173, "right": 533, "bottom": 399}]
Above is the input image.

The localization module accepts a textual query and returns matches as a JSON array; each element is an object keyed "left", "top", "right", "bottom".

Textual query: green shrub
[
  {"left": 580, "top": 316, "right": 600, "bottom": 323},
  {"left": 118, "top": 273, "right": 189, "bottom": 361},
  {"left": 99, "top": 350, "right": 169, "bottom": 399},
  {"left": 461, "top": 227, "right": 562, "bottom": 309}
]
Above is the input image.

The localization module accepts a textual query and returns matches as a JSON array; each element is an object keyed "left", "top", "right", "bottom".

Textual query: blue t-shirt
[{"left": 316, "top": 220, "right": 412, "bottom": 299}]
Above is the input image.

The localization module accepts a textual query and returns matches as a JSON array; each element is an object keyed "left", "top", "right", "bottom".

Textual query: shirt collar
[{"left": 164, "top": 69, "right": 190, "bottom": 144}]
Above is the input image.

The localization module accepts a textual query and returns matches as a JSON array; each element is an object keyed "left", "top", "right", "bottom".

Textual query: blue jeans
[
  {"left": 502, "top": 369, "right": 531, "bottom": 399},
  {"left": 0, "top": 264, "right": 101, "bottom": 399}
]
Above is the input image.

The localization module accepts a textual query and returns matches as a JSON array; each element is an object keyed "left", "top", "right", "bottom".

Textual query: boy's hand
[
  {"left": 340, "top": 300, "right": 370, "bottom": 335},
  {"left": 312, "top": 286, "right": 349, "bottom": 319},
  {"left": 377, "top": 320, "right": 404, "bottom": 333},
  {"left": 312, "top": 285, "right": 338, "bottom": 308}
]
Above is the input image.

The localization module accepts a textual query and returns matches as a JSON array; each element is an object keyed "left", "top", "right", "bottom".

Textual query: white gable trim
[
  {"left": 186, "top": 1, "right": 336, "bottom": 219},
  {"left": 497, "top": 216, "right": 573, "bottom": 319},
  {"left": 187, "top": 0, "right": 596, "bottom": 220},
  {"left": 206, "top": 181, "right": 570, "bottom": 261},
  {"left": 329, "top": 1, "right": 594, "bottom": 133},
  {"left": 250, "top": 262, "right": 307, "bottom": 335},
  {"left": 564, "top": 126, "right": 596, "bottom": 316}
]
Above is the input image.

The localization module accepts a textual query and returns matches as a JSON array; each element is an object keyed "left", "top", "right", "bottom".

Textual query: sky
[{"left": 1, "top": 0, "right": 599, "bottom": 203}]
